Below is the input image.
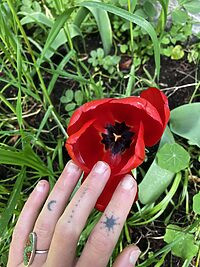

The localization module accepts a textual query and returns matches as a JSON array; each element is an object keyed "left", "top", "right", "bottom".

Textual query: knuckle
[
  {"left": 55, "top": 180, "right": 67, "bottom": 192},
  {"left": 55, "top": 219, "right": 78, "bottom": 241},
  {"left": 86, "top": 183, "right": 99, "bottom": 196},
  {"left": 34, "top": 221, "right": 52, "bottom": 239},
  {"left": 87, "top": 229, "right": 113, "bottom": 254}
]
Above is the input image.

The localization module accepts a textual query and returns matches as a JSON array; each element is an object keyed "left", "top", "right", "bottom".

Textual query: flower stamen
[{"left": 101, "top": 121, "right": 134, "bottom": 155}]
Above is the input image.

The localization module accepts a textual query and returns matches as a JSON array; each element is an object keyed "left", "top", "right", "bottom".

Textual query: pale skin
[{"left": 8, "top": 160, "right": 141, "bottom": 267}]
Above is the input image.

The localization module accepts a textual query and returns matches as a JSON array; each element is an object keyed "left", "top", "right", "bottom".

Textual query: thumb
[{"left": 113, "top": 245, "right": 141, "bottom": 267}]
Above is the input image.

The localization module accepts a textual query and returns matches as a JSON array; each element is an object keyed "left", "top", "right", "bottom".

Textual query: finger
[
  {"left": 46, "top": 161, "right": 111, "bottom": 267},
  {"left": 31, "top": 161, "right": 82, "bottom": 266},
  {"left": 8, "top": 180, "right": 49, "bottom": 266},
  {"left": 76, "top": 174, "right": 137, "bottom": 267},
  {"left": 113, "top": 245, "right": 141, "bottom": 267}
]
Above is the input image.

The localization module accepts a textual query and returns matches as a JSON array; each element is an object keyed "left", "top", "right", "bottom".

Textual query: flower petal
[
  {"left": 119, "top": 121, "right": 145, "bottom": 175},
  {"left": 68, "top": 98, "right": 112, "bottom": 135},
  {"left": 140, "top": 87, "right": 170, "bottom": 129},
  {"left": 65, "top": 119, "right": 104, "bottom": 173},
  {"left": 109, "top": 98, "right": 163, "bottom": 146}
]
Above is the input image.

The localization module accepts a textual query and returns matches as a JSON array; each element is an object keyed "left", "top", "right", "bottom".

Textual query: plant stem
[{"left": 127, "top": 0, "right": 134, "bottom": 56}]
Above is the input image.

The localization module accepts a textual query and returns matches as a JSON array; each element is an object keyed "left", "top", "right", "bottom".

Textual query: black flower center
[{"left": 101, "top": 121, "right": 134, "bottom": 155}]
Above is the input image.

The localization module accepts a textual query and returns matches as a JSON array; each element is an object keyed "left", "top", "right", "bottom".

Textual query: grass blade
[
  {"left": 37, "top": 7, "right": 75, "bottom": 66},
  {"left": 75, "top": 6, "right": 112, "bottom": 54},
  {"left": 0, "top": 167, "right": 26, "bottom": 237},
  {"left": 0, "top": 147, "right": 52, "bottom": 176}
]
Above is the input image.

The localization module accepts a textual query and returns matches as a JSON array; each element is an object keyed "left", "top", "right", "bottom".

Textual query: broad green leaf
[
  {"left": 0, "top": 168, "right": 26, "bottom": 236},
  {"left": 193, "top": 192, "right": 200, "bottom": 214},
  {"left": 172, "top": 9, "right": 188, "bottom": 24},
  {"left": 170, "top": 103, "right": 200, "bottom": 148},
  {"left": 139, "top": 126, "right": 175, "bottom": 204},
  {"left": 143, "top": 1, "right": 157, "bottom": 17},
  {"left": 20, "top": 11, "right": 53, "bottom": 27},
  {"left": 80, "top": 1, "right": 160, "bottom": 78},
  {"left": 183, "top": 0, "right": 200, "bottom": 14},
  {"left": 157, "top": 143, "right": 190, "bottom": 173},
  {"left": 164, "top": 224, "right": 198, "bottom": 259}
]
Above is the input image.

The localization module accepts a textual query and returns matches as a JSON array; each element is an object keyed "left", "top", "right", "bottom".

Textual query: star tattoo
[{"left": 100, "top": 214, "right": 120, "bottom": 234}]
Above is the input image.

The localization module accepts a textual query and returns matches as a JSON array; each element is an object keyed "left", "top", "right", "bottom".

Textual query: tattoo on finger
[
  {"left": 100, "top": 213, "right": 120, "bottom": 235},
  {"left": 67, "top": 186, "right": 88, "bottom": 224},
  {"left": 47, "top": 200, "right": 57, "bottom": 211}
]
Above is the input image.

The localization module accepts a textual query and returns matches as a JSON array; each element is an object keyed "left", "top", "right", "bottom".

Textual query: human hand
[{"left": 8, "top": 161, "right": 140, "bottom": 267}]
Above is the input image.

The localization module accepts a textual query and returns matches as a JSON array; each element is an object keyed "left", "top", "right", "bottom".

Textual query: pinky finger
[
  {"left": 113, "top": 246, "right": 141, "bottom": 267},
  {"left": 8, "top": 180, "right": 49, "bottom": 266}
]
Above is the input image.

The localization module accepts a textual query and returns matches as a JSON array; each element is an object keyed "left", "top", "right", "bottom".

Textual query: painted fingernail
[
  {"left": 129, "top": 248, "right": 141, "bottom": 265},
  {"left": 67, "top": 160, "right": 80, "bottom": 172},
  {"left": 93, "top": 161, "right": 108, "bottom": 174},
  {"left": 36, "top": 181, "right": 46, "bottom": 192},
  {"left": 121, "top": 175, "right": 135, "bottom": 190}
]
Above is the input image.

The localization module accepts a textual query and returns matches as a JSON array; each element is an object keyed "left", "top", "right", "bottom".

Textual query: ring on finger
[{"left": 23, "top": 232, "right": 49, "bottom": 266}]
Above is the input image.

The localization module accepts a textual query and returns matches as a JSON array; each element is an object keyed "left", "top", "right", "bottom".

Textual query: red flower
[{"left": 65, "top": 87, "right": 170, "bottom": 211}]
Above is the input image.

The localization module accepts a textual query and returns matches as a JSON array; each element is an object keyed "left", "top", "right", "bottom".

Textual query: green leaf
[
  {"left": 65, "top": 89, "right": 74, "bottom": 102},
  {"left": 120, "top": 44, "right": 128, "bottom": 53},
  {"left": 0, "top": 146, "right": 52, "bottom": 176},
  {"left": 43, "top": 24, "right": 82, "bottom": 61},
  {"left": 170, "top": 103, "right": 200, "bottom": 148},
  {"left": 37, "top": 8, "right": 74, "bottom": 66},
  {"left": 80, "top": 1, "right": 160, "bottom": 78},
  {"left": 193, "top": 192, "right": 200, "bottom": 214},
  {"left": 139, "top": 127, "right": 175, "bottom": 204},
  {"left": 134, "top": 8, "right": 148, "bottom": 19},
  {"left": 157, "top": 0, "right": 168, "bottom": 35},
  {"left": 75, "top": 90, "right": 83, "bottom": 105},
  {"left": 171, "top": 45, "right": 184, "bottom": 60},
  {"left": 65, "top": 102, "right": 76, "bottom": 112},
  {"left": 143, "top": 1, "right": 157, "bottom": 17},
  {"left": 0, "top": 168, "right": 26, "bottom": 236},
  {"left": 20, "top": 11, "right": 53, "bottom": 27},
  {"left": 183, "top": 0, "right": 200, "bottom": 14},
  {"left": 172, "top": 9, "right": 188, "bottom": 24},
  {"left": 75, "top": 6, "right": 112, "bottom": 55},
  {"left": 16, "top": 88, "right": 22, "bottom": 128},
  {"left": 157, "top": 143, "right": 190, "bottom": 173},
  {"left": 164, "top": 224, "right": 198, "bottom": 259}
]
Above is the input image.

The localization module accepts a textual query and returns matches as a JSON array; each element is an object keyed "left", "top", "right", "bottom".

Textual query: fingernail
[
  {"left": 129, "top": 248, "right": 141, "bottom": 265},
  {"left": 36, "top": 181, "right": 46, "bottom": 192},
  {"left": 93, "top": 161, "right": 108, "bottom": 174},
  {"left": 67, "top": 160, "right": 80, "bottom": 172},
  {"left": 121, "top": 175, "right": 135, "bottom": 190}
]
